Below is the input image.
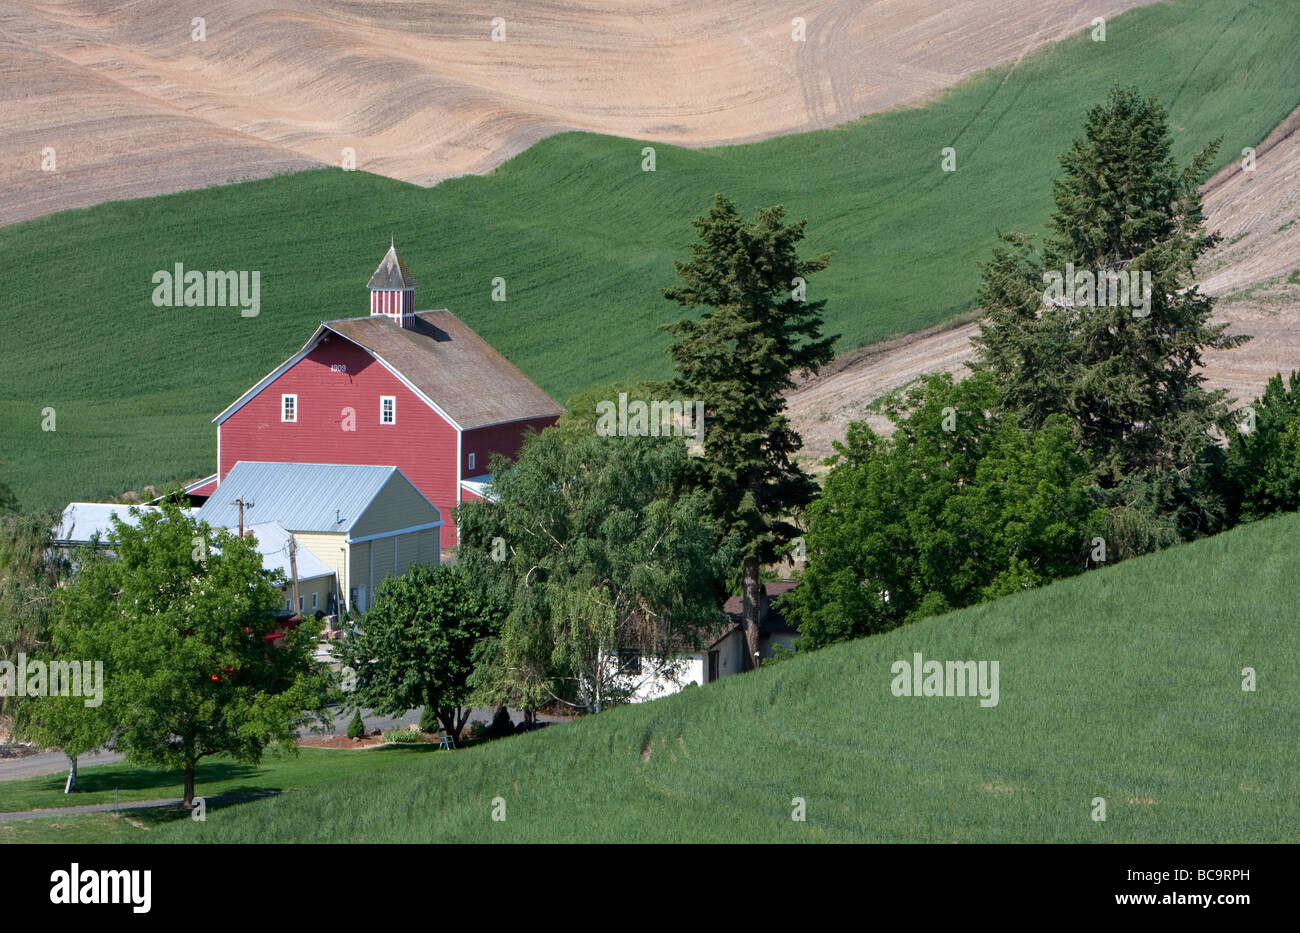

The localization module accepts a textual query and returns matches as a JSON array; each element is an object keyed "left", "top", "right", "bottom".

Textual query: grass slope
[
  {"left": 144, "top": 510, "right": 1300, "bottom": 844},
  {"left": 2, "top": 0, "right": 1298, "bottom": 510}
]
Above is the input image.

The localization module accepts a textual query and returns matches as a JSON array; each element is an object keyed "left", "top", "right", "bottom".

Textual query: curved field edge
[
  {"left": 152, "top": 510, "right": 1300, "bottom": 844},
  {"left": 2, "top": 0, "right": 1298, "bottom": 510}
]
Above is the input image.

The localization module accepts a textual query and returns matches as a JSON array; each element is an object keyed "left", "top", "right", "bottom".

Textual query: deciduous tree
[
  {"left": 337, "top": 563, "right": 497, "bottom": 741},
  {"left": 27, "top": 502, "right": 330, "bottom": 806}
]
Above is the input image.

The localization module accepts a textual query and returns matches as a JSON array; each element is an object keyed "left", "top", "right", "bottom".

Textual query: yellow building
[{"left": 195, "top": 462, "right": 442, "bottom": 614}]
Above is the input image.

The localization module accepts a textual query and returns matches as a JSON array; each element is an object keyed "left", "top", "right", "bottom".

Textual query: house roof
[
  {"left": 214, "top": 311, "right": 563, "bottom": 431},
  {"left": 243, "top": 521, "right": 333, "bottom": 582},
  {"left": 722, "top": 580, "right": 800, "bottom": 638},
  {"left": 367, "top": 243, "right": 417, "bottom": 290},
  {"left": 193, "top": 462, "right": 416, "bottom": 534},
  {"left": 459, "top": 473, "right": 495, "bottom": 502},
  {"left": 53, "top": 504, "right": 331, "bottom": 583}
]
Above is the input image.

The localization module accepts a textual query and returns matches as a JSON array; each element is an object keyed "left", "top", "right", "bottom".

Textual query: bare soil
[
  {"left": 297, "top": 730, "right": 432, "bottom": 749},
  {"left": 2, "top": 0, "right": 1156, "bottom": 226}
]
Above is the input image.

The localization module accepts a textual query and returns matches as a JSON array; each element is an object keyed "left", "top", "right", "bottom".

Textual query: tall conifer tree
[
  {"left": 973, "top": 87, "right": 1247, "bottom": 547},
  {"left": 659, "top": 195, "right": 837, "bottom": 667}
]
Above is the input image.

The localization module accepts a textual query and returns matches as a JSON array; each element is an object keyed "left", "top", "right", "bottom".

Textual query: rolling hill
[{"left": 150, "top": 508, "right": 1300, "bottom": 843}]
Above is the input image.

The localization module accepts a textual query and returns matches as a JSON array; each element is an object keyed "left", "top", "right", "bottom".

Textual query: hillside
[
  {"left": 786, "top": 104, "right": 1300, "bottom": 463},
  {"left": 1, "top": 0, "right": 1158, "bottom": 226},
  {"left": 153, "top": 509, "right": 1300, "bottom": 844},
  {"left": 2, "top": 0, "right": 1298, "bottom": 510}
]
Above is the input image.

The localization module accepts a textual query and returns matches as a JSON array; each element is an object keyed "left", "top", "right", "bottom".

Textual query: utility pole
[
  {"left": 288, "top": 534, "right": 300, "bottom": 615},
  {"left": 231, "top": 496, "right": 254, "bottom": 537}
]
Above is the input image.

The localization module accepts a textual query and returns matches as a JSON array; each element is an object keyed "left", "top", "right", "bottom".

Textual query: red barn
[{"left": 202, "top": 244, "right": 562, "bottom": 548}]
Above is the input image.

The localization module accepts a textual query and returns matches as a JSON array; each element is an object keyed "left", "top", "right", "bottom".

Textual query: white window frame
[
  {"left": 298, "top": 595, "right": 305, "bottom": 612},
  {"left": 467, "top": 452, "right": 476, "bottom": 471},
  {"left": 380, "top": 395, "right": 396, "bottom": 425},
  {"left": 312, "top": 592, "right": 319, "bottom": 611},
  {"left": 281, "top": 394, "right": 297, "bottom": 423},
  {"left": 284, "top": 597, "right": 292, "bottom": 611}
]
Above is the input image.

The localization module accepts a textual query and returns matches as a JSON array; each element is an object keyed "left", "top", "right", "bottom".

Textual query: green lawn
[
  {"left": 106, "top": 509, "right": 1297, "bottom": 844},
  {"left": 0, "top": 744, "right": 443, "bottom": 815},
  {"left": 0, "top": 810, "right": 179, "bottom": 844},
  {"left": 2, "top": 0, "right": 1298, "bottom": 511}
]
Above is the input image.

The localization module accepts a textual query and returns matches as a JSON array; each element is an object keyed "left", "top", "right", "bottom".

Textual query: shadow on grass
[
  {"left": 364, "top": 743, "right": 446, "bottom": 756},
  {"left": 32, "top": 761, "right": 268, "bottom": 797}
]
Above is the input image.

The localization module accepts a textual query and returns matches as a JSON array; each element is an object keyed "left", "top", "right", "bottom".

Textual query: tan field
[
  {"left": 2, "top": 0, "right": 1156, "bottom": 227},
  {"left": 786, "top": 107, "right": 1300, "bottom": 465}
]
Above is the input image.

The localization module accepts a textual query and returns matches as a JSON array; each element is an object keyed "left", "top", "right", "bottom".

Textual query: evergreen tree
[
  {"left": 347, "top": 709, "right": 365, "bottom": 740},
  {"left": 1223, "top": 371, "right": 1300, "bottom": 522},
  {"left": 658, "top": 195, "right": 837, "bottom": 667},
  {"left": 972, "top": 87, "right": 1247, "bottom": 548}
]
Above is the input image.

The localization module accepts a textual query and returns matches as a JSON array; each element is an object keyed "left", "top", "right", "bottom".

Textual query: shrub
[
  {"left": 418, "top": 706, "right": 439, "bottom": 733},
  {"left": 380, "top": 729, "right": 424, "bottom": 744},
  {"left": 488, "top": 706, "right": 514, "bottom": 738},
  {"left": 346, "top": 710, "right": 365, "bottom": 740}
]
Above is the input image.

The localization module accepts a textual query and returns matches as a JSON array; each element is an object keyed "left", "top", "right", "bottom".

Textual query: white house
[{"left": 608, "top": 580, "right": 801, "bottom": 703}]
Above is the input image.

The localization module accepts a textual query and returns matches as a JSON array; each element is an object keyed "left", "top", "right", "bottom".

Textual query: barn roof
[
  {"left": 319, "top": 311, "right": 563, "bottom": 430},
  {"left": 53, "top": 502, "right": 195, "bottom": 543},
  {"left": 367, "top": 243, "right": 417, "bottom": 290},
  {"left": 194, "top": 462, "right": 437, "bottom": 534},
  {"left": 214, "top": 311, "right": 562, "bottom": 431}
]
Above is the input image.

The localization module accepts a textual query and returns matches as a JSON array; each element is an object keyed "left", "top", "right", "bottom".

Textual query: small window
[
  {"left": 467, "top": 452, "right": 476, "bottom": 472},
  {"left": 281, "top": 394, "right": 297, "bottom": 423},
  {"left": 298, "top": 595, "right": 305, "bottom": 612},
  {"left": 617, "top": 649, "right": 642, "bottom": 675},
  {"left": 312, "top": 592, "right": 319, "bottom": 611},
  {"left": 284, "top": 597, "right": 292, "bottom": 611},
  {"left": 380, "top": 396, "right": 395, "bottom": 425}
]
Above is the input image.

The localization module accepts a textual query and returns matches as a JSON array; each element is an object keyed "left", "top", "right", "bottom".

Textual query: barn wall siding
[
  {"left": 291, "top": 532, "right": 348, "bottom": 597},
  {"left": 462, "top": 417, "right": 558, "bottom": 476},
  {"left": 218, "top": 335, "right": 461, "bottom": 546},
  {"left": 349, "top": 474, "right": 441, "bottom": 540}
]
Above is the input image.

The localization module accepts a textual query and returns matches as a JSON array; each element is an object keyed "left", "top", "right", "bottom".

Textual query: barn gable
[{"left": 214, "top": 311, "right": 561, "bottom": 430}]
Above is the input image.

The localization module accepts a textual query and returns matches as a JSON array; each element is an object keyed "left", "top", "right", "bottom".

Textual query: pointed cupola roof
[{"left": 367, "top": 240, "right": 417, "bottom": 290}]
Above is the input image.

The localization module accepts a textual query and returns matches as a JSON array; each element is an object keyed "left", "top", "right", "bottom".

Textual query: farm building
[
  {"left": 52, "top": 503, "right": 334, "bottom": 616},
  {"left": 194, "top": 461, "right": 442, "bottom": 614},
  {"left": 193, "top": 243, "right": 563, "bottom": 548}
]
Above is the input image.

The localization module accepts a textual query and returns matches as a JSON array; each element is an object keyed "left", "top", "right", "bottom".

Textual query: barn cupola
[{"left": 367, "top": 239, "right": 418, "bottom": 326}]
